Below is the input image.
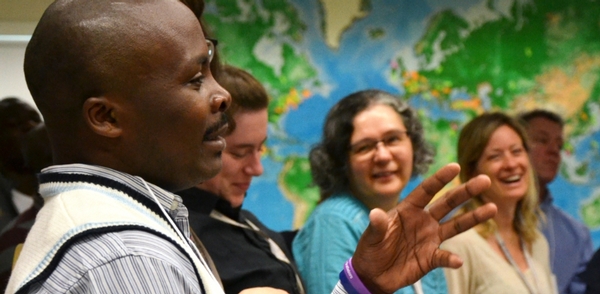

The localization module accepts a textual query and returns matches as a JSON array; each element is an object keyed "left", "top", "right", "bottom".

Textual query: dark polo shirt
[{"left": 178, "top": 187, "right": 303, "bottom": 294}]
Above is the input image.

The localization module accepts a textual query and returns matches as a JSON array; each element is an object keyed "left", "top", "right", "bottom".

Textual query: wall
[
  {"left": 0, "top": 39, "right": 35, "bottom": 108},
  {"left": 0, "top": 0, "right": 50, "bottom": 109}
]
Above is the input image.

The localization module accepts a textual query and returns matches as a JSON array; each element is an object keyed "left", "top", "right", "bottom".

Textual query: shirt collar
[{"left": 40, "top": 163, "right": 186, "bottom": 222}]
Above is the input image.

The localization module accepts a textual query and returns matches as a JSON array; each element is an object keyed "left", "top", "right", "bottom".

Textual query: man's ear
[{"left": 82, "top": 97, "right": 122, "bottom": 138}]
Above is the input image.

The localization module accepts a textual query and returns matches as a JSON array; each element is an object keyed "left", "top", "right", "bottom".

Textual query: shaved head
[
  {"left": 24, "top": 0, "right": 231, "bottom": 190},
  {"left": 26, "top": 0, "right": 183, "bottom": 118}
]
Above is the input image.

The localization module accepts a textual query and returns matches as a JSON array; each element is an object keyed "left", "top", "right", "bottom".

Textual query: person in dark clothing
[
  {"left": 0, "top": 123, "right": 52, "bottom": 292},
  {"left": 0, "top": 97, "right": 42, "bottom": 230},
  {"left": 580, "top": 247, "right": 600, "bottom": 294},
  {"left": 179, "top": 65, "right": 302, "bottom": 294}
]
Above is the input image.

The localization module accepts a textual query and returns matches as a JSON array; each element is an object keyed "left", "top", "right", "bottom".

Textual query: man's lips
[{"left": 204, "top": 114, "right": 229, "bottom": 142}]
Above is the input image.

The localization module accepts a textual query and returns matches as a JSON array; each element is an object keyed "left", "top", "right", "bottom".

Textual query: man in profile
[
  {"left": 8, "top": 0, "right": 230, "bottom": 292},
  {"left": 7, "top": 0, "right": 496, "bottom": 293},
  {"left": 520, "top": 109, "right": 594, "bottom": 294}
]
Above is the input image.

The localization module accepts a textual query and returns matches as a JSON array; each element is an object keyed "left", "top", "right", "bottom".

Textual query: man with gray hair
[{"left": 520, "top": 109, "right": 593, "bottom": 294}]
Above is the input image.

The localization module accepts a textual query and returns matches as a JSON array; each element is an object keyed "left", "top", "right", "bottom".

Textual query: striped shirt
[
  {"left": 9, "top": 164, "right": 219, "bottom": 293},
  {"left": 9, "top": 164, "right": 354, "bottom": 294}
]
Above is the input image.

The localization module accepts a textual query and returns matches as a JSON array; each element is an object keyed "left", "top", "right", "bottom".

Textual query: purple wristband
[{"left": 339, "top": 257, "right": 372, "bottom": 294}]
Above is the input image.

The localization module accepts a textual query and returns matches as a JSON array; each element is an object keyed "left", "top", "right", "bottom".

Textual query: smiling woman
[
  {"left": 441, "top": 112, "right": 557, "bottom": 294},
  {"left": 292, "top": 89, "right": 446, "bottom": 294}
]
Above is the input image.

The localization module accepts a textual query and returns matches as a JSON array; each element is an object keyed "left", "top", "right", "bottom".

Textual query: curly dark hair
[{"left": 309, "top": 89, "right": 434, "bottom": 200}]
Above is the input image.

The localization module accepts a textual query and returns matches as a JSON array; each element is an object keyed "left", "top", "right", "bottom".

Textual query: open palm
[{"left": 352, "top": 163, "right": 496, "bottom": 294}]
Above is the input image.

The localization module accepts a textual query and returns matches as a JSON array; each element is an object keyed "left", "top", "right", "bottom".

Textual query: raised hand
[{"left": 351, "top": 163, "right": 496, "bottom": 294}]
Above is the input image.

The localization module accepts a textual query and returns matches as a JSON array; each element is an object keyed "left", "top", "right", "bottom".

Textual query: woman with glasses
[
  {"left": 293, "top": 89, "right": 446, "bottom": 294},
  {"left": 441, "top": 112, "right": 557, "bottom": 294}
]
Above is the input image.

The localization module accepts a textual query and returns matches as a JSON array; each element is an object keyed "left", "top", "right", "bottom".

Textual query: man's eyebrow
[{"left": 197, "top": 55, "right": 209, "bottom": 66}]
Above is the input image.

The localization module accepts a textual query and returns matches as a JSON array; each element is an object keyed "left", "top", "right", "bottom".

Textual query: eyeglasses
[
  {"left": 206, "top": 38, "right": 218, "bottom": 63},
  {"left": 349, "top": 131, "right": 410, "bottom": 158}
]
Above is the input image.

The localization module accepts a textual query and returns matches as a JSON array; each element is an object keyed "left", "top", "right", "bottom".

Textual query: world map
[{"left": 203, "top": 0, "right": 600, "bottom": 247}]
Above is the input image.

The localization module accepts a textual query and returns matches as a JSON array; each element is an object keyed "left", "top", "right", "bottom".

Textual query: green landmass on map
[
  {"left": 204, "top": 0, "right": 317, "bottom": 125},
  {"left": 204, "top": 0, "right": 320, "bottom": 226},
  {"left": 204, "top": 0, "right": 600, "bottom": 229},
  {"left": 392, "top": 0, "right": 600, "bottom": 180},
  {"left": 368, "top": 27, "right": 385, "bottom": 40},
  {"left": 279, "top": 156, "right": 320, "bottom": 227}
]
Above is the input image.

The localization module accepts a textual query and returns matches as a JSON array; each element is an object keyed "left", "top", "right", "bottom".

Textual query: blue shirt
[
  {"left": 293, "top": 193, "right": 447, "bottom": 294},
  {"left": 540, "top": 192, "right": 594, "bottom": 294}
]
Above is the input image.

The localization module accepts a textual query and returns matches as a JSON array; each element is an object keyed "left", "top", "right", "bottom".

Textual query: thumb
[
  {"left": 362, "top": 208, "right": 390, "bottom": 245},
  {"left": 353, "top": 208, "right": 391, "bottom": 283}
]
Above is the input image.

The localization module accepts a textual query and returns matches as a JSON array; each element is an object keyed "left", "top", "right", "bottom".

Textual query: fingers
[
  {"left": 438, "top": 202, "right": 497, "bottom": 241},
  {"left": 431, "top": 249, "right": 464, "bottom": 269},
  {"left": 427, "top": 174, "right": 491, "bottom": 221},
  {"left": 404, "top": 163, "right": 461, "bottom": 209}
]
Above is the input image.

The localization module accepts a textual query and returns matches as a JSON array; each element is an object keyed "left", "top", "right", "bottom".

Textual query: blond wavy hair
[{"left": 457, "top": 112, "right": 541, "bottom": 246}]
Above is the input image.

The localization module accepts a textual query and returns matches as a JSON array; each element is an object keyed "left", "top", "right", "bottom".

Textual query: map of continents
[{"left": 203, "top": 0, "right": 600, "bottom": 246}]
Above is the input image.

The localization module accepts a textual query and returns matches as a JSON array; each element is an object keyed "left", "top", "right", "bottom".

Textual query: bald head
[
  {"left": 23, "top": 0, "right": 231, "bottom": 191},
  {"left": 24, "top": 0, "right": 201, "bottom": 161},
  {"left": 26, "top": 0, "right": 190, "bottom": 116}
]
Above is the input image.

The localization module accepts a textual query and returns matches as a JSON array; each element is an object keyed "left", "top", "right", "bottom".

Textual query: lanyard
[
  {"left": 210, "top": 210, "right": 306, "bottom": 294},
  {"left": 495, "top": 232, "right": 539, "bottom": 294},
  {"left": 210, "top": 210, "right": 426, "bottom": 294}
]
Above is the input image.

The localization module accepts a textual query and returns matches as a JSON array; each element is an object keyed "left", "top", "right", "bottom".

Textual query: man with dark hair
[
  {"left": 179, "top": 65, "right": 302, "bottom": 294},
  {"left": 520, "top": 109, "right": 593, "bottom": 294},
  {"left": 8, "top": 0, "right": 496, "bottom": 293},
  {"left": 0, "top": 123, "right": 52, "bottom": 292},
  {"left": 0, "top": 97, "right": 42, "bottom": 230}
]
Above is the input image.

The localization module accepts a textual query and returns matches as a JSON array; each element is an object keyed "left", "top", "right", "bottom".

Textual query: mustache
[{"left": 203, "top": 113, "right": 228, "bottom": 140}]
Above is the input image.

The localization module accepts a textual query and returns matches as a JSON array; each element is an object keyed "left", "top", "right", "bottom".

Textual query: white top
[{"left": 441, "top": 229, "right": 557, "bottom": 294}]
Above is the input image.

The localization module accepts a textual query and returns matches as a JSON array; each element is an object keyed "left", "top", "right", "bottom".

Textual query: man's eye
[{"left": 189, "top": 76, "right": 204, "bottom": 89}]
